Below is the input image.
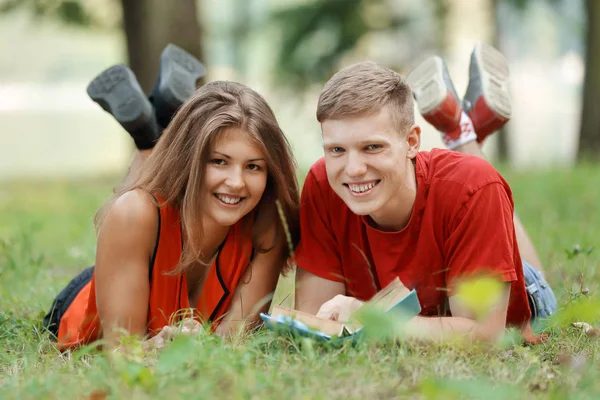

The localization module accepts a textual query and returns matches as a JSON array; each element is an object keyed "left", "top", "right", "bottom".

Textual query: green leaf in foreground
[
  {"left": 419, "top": 377, "right": 523, "bottom": 400},
  {"left": 548, "top": 296, "right": 600, "bottom": 327},
  {"left": 453, "top": 276, "right": 504, "bottom": 320},
  {"left": 156, "top": 335, "right": 197, "bottom": 374}
]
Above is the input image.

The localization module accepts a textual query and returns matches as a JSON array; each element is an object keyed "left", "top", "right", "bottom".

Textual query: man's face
[{"left": 321, "top": 107, "right": 420, "bottom": 225}]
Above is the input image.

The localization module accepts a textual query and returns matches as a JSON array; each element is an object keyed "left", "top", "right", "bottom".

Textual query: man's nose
[{"left": 345, "top": 152, "right": 367, "bottom": 177}]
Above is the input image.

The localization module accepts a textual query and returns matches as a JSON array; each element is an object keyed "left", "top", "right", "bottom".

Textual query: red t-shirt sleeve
[
  {"left": 444, "top": 182, "right": 518, "bottom": 294},
  {"left": 294, "top": 168, "right": 345, "bottom": 282}
]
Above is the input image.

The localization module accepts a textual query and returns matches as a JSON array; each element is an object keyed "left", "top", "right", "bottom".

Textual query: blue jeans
[{"left": 522, "top": 260, "right": 557, "bottom": 320}]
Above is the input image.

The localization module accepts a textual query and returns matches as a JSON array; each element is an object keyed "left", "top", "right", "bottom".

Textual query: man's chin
[
  {"left": 334, "top": 188, "right": 380, "bottom": 216},
  {"left": 345, "top": 201, "right": 378, "bottom": 217}
]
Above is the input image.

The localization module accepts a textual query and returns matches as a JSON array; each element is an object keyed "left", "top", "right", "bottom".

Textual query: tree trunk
[
  {"left": 432, "top": 0, "right": 449, "bottom": 52},
  {"left": 578, "top": 0, "right": 600, "bottom": 160},
  {"left": 490, "top": 0, "right": 509, "bottom": 162},
  {"left": 121, "top": 0, "right": 203, "bottom": 93}
]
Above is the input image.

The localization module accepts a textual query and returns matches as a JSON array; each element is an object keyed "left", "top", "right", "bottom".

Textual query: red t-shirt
[{"left": 295, "top": 149, "right": 532, "bottom": 329}]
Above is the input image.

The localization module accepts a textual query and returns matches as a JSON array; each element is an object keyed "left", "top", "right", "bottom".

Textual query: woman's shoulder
[
  {"left": 101, "top": 189, "right": 159, "bottom": 238},
  {"left": 95, "top": 189, "right": 161, "bottom": 269}
]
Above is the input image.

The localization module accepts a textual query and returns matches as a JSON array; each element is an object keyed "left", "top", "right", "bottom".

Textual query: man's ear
[{"left": 406, "top": 125, "right": 421, "bottom": 158}]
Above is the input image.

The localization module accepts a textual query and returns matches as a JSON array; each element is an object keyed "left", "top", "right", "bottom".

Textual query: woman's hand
[
  {"left": 146, "top": 318, "right": 204, "bottom": 350},
  {"left": 316, "top": 295, "right": 364, "bottom": 322}
]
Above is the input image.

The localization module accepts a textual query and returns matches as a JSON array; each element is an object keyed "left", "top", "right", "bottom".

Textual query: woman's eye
[
  {"left": 247, "top": 164, "right": 262, "bottom": 171},
  {"left": 210, "top": 159, "right": 226, "bottom": 165}
]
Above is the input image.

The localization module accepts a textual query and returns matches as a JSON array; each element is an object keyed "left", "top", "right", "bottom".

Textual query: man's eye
[
  {"left": 330, "top": 147, "right": 344, "bottom": 153},
  {"left": 365, "top": 144, "right": 381, "bottom": 151},
  {"left": 210, "top": 159, "right": 226, "bottom": 165}
]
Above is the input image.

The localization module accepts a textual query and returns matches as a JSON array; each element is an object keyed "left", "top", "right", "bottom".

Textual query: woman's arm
[
  {"left": 94, "top": 189, "right": 158, "bottom": 348},
  {"left": 215, "top": 225, "right": 287, "bottom": 336}
]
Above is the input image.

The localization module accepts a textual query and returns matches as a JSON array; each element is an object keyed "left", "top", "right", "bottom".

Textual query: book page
[
  {"left": 271, "top": 305, "right": 348, "bottom": 337},
  {"left": 364, "top": 277, "right": 411, "bottom": 311}
]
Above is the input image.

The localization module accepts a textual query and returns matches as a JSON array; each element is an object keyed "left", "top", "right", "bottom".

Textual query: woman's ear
[{"left": 406, "top": 125, "right": 421, "bottom": 159}]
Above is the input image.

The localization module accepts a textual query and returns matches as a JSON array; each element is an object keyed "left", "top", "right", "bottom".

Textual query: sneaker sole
[
  {"left": 407, "top": 55, "right": 463, "bottom": 132},
  {"left": 406, "top": 56, "right": 449, "bottom": 115},
  {"left": 158, "top": 44, "right": 206, "bottom": 106},
  {"left": 86, "top": 64, "right": 153, "bottom": 131},
  {"left": 469, "top": 43, "right": 511, "bottom": 119}
]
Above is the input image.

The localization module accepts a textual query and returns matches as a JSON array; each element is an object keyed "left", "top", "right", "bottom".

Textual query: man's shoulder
[
  {"left": 302, "top": 157, "right": 353, "bottom": 215},
  {"left": 420, "top": 148, "right": 508, "bottom": 193},
  {"left": 307, "top": 157, "right": 328, "bottom": 180},
  {"left": 304, "top": 157, "right": 334, "bottom": 192}
]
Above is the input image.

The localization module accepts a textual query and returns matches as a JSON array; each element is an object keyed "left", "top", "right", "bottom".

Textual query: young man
[{"left": 294, "top": 43, "right": 557, "bottom": 342}]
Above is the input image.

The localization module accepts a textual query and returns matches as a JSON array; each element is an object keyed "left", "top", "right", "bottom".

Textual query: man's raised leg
[
  {"left": 408, "top": 45, "right": 558, "bottom": 319},
  {"left": 407, "top": 44, "right": 544, "bottom": 275}
]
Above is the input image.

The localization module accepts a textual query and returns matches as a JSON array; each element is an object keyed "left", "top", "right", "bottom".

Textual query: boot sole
[
  {"left": 158, "top": 44, "right": 206, "bottom": 106},
  {"left": 86, "top": 64, "right": 153, "bottom": 131},
  {"left": 469, "top": 43, "right": 511, "bottom": 119}
]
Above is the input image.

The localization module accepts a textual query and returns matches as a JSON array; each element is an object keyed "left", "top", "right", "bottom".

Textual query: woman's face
[{"left": 203, "top": 127, "right": 268, "bottom": 228}]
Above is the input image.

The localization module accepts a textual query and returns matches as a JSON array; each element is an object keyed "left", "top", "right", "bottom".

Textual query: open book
[{"left": 260, "top": 277, "right": 421, "bottom": 341}]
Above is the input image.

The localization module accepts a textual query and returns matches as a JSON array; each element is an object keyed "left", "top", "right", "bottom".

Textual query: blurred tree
[
  {"left": 270, "top": 0, "right": 512, "bottom": 160},
  {"left": 269, "top": 0, "right": 410, "bottom": 88},
  {"left": 120, "top": 0, "right": 203, "bottom": 91},
  {"left": 578, "top": 0, "right": 600, "bottom": 159},
  {"left": 0, "top": 0, "right": 203, "bottom": 92},
  {"left": 506, "top": 0, "right": 599, "bottom": 160},
  {"left": 487, "top": 0, "right": 510, "bottom": 162}
]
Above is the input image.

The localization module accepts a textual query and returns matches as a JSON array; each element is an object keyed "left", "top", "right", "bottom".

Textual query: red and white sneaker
[
  {"left": 407, "top": 56, "right": 476, "bottom": 149},
  {"left": 462, "top": 42, "right": 512, "bottom": 142}
]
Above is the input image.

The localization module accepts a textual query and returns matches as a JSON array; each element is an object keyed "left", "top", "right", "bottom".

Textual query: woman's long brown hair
[{"left": 95, "top": 81, "right": 300, "bottom": 273}]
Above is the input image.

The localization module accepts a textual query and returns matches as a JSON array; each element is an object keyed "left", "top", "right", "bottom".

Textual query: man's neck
[{"left": 368, "top": 159, "right": 418, "bottom": 232}]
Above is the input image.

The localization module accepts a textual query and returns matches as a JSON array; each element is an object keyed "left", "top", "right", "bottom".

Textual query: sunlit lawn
[{"left": 1, "top": 163, "right": 600, "bottom": 399}]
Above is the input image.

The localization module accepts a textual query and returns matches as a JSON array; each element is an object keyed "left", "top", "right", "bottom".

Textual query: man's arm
[
  {"left": 295, "top": 267, "right": 346, "bottom": 315},
  {"left": 293, "top": 164, "right": 348, "bottom": 314},
  {"left": 404, "top": 178, "right": 519, "bottom": 342},
  {"left": 314, "top": 283, "right": 510, "bottom": 342},
  {"left": 402, "top": 283, "right": 511, "bottom": 342}
]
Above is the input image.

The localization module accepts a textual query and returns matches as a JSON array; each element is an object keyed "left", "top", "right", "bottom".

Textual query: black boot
[
  {"left": 87, "top": 65, "right": 161, "bottom": 150},
  {"left": 148, "top": 44, "right": 206, "bottom": 130}
]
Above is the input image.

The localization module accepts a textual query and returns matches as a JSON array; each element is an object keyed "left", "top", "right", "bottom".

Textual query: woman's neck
[{"left": 199, "top": 218, "right": 230, "bottom": 260}]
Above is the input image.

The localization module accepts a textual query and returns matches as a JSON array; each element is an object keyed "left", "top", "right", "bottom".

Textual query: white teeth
[
  {"left": 216, "top": 194, "right": 242, "bottom": 204},
  {"left": 349, "top": 181, "right": 376, "bottom": 193}
]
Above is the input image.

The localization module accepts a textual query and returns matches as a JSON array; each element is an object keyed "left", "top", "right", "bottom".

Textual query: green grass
[{"left": 1, "top": 165, "right": 600, "bottom": 399}]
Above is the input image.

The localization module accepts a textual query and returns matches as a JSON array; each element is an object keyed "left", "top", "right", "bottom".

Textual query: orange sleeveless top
[{"left": 56, "top": 198, "right": 254, "bottom": 349}]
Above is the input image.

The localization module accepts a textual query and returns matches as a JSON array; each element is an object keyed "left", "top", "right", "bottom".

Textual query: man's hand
[{"left": 316, "top": 295, "right": 364, "bottom": 322}]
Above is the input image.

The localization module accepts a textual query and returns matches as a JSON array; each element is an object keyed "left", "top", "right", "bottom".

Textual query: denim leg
[{"left": 522, "top": 260, "right": 558, "bottom": 319}]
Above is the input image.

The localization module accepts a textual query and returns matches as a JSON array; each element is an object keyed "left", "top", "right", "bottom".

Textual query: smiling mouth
[
  {"left": 344, "top": 180, "right": 380, "bottom": 196},
  {"left": 214, "top": 193, "right": 245, "bottom": 206}
]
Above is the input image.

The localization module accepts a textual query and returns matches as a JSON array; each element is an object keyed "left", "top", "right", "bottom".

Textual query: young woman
[{"left": 44, "top": 49, "right": 300, "bottom": 350}]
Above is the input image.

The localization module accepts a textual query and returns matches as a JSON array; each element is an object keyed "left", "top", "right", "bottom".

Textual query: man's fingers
[
  {"left": 316, "top": 305, "right": 339, "bottom": 320},
  {"left": 316, "top": 295, "right": 364, "bottom": 323}
]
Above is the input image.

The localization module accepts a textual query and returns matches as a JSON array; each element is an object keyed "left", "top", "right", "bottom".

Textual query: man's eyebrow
[
  {"left": 213, "top": 151, "right": 265, "bottom": 162},
  {"left": 322, "top": 136, "right": 390, "bottom": 147},
  {"left": 356, "top": 136, "right": 389, "bottom": 144}
]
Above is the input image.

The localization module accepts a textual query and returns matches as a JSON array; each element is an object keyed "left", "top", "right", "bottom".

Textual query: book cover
[{"left": 260, "top": 277, "right": 421, "bottom": 342}]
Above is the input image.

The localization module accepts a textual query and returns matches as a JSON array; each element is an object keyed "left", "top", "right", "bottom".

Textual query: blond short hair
[{"left": 317, "top": 61, "right": 415, "bottom": 132}]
